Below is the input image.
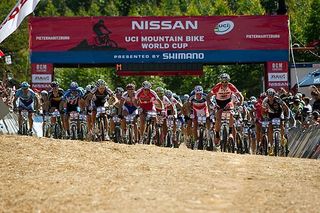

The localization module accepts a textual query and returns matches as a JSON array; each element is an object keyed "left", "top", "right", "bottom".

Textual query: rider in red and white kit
[{"left": 207, "top": 73, "right": 243, "bottom": 145}]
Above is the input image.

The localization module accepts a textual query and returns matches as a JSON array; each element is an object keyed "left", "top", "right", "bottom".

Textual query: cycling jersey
[
  {"left": 48, "top": 88, "right": 64, "bottom": 109},
  {"left": 262, "top": 96, "right": 283, "bottom": 119},
  {"left": 63, "top": 89, "right": 84, "bottom": 112},
  {"left": 135, "top": 88, "right": 159, "bottom": 111},
  {"left": 91, "top": 87, "right": 114, "bottom": 108},
  {"left": 155, "top": 95, "right": 171, "bottom": 112},
  {"left": 15, "top": 88, "right": 36, "bottom": 111},
  {"left": 189, "top": 93, "right": 209, "bottom": 117},
  {"left": 211, "top": 82, "right": 239, "bottom": 101}
]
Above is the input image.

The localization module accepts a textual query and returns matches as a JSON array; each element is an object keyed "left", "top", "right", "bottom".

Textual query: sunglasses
[{"left": 221, "top": 81, "right": 228, "bottom": 84}]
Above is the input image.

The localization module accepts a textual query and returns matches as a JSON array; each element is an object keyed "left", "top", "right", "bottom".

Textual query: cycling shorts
[
  {"left": 123, "top": 104, "right": 138, "bottom": 116},
  {"left": 18, "top": 99, "right": 34, "bottom": 112},
  {"left": 216, "top": 98, "right": 232, "bottom": 109}
]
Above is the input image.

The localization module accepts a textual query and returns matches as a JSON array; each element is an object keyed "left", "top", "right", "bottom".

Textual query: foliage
[{"left": 0, "top": 0, "right": 319, "bottom": 97}]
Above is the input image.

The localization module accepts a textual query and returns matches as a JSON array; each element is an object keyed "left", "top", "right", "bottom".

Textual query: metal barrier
[
  {"left": 0, "top": 112, "right": 41, "bottom": 137},
  {"left": 287, "top": 125, "right": 320, "bottom": 159}
]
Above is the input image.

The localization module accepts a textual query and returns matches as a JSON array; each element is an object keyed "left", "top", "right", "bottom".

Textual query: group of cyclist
[{"left": 12, "top": 73, "right": 319, "bottom": 155}]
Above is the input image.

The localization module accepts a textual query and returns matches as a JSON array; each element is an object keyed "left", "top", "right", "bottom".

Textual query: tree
[{"left": 305, "top": 0, "right": 320, "bottom": 43}]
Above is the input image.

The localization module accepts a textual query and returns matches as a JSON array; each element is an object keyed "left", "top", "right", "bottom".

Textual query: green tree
[{"left": 304, "top": 0, "right": 320, "bottom": 43}]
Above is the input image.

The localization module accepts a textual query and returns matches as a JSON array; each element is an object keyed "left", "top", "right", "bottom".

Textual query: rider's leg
[
  {"left": 193, "top": 118, "right": 198, "bottom": 140},
  {"left": 254, "top": 122, "right": 262, "bottom": 154},
  {"left": 28, "top": 112, "right": 33, "bottom": 131},
  {"left": 229, "top": 115, "right": 234, "bottom": 138},
  {"left": 139, "top": 112, "right": 146, "bottom": 142},
  {"left": 214, "top": 110, "right": 222, "bottom": 144},
  {"left": 91, "top": 111, "right": 97, "bottom": 132}
]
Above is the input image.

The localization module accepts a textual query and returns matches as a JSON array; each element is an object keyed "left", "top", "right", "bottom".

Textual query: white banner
[
  {"left": 0, "top": 0, "right": 41, "bottom": 43},
  {"left": 32, "top": 74, "right": 52, "bottom": 83},
  {"left": 268, "top": 73, "right": 288, "bottom": 82}
]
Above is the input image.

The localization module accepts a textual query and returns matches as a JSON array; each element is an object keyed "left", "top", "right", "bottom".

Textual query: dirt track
[{"left": 0, "top": 135, "right": 319, "bottom": 213}]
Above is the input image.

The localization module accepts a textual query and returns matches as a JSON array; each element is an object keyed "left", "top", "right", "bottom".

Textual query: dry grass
[{"left": 0, "top": 135, "right": 319, "bottom": 213}]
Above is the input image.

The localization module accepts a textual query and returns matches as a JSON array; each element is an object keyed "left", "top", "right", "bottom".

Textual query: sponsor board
[
  {"left": 268, "top": 73, "right": 288, "bottom": 82},
  {"left": 29, "top": 16, "right": 289, "bottom": 64},
  {"left": 31, "top": 63, "right": 53, "bottom": 73},
  {"left": 32, "top": 74, "right": 52, "bottom": 83}
]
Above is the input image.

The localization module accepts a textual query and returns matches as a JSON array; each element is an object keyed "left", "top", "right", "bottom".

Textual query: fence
[{"left": 287, "top": 125, "right": 320, "bottom": 159}]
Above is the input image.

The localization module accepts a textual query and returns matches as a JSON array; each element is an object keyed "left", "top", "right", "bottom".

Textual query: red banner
[
  {"left": 266, "top": 61, "right": 289, "bottom": 91},
  {"left": 31, "top": 63, "right": 53, "bottom": 91},
  {"left": 29, "top": 16, "right": 289, "bottom": 52}
]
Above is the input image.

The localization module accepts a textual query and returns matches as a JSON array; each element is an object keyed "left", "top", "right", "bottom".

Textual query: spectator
[{"left": 311, "top": 89, "right": 320, "bottom": 112}]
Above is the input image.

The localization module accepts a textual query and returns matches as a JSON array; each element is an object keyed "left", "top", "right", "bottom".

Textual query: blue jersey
[
  {"left": 63, "top": 89, "right": 84, "bottom": 105},
  {"left": 15, "top": 88, "right": 36, "bottom": 101}
]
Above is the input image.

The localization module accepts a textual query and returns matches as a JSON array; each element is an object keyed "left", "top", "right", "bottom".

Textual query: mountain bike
[
  {"left": 51, "top": 109, "right": 63, "bottom": 139},
  {"left": 124, "top": 113, "right": 136, "bottom": 145},
  {"left": 259, "top": 119, "right": 269, "bottom": 156},
  {"left": 143, "top": 111, "right": 157, "bottom": 145},
  {"left": 194, "top": 114, "right": 207, "bottom": 150},
  {"left": 271, "top": 117, "right": 281, "bottom": 156},
  {"left": 94, "top": 106, "right": 107, "bottom": 141},
  {"left": 220, "top": 110, "right": 235, "bottom": 153}
]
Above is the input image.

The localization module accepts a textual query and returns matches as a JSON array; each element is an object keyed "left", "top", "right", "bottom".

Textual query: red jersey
[
  {"left": 211, "top": 82, "right": 239, "bottom": 101},
  {"left": 135, "top": 88, "right": 159, "bottom": 111}
]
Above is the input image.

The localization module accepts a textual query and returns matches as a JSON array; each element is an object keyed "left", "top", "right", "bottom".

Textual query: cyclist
[
  {"left": 48, "top": 81, "right": 65, "bottom": 127},
  {"left": 13, "top": 82, "right": 39, "bottom": 135},
  {"left": 120, "top": 83, "right": 139, "bottom": 143},
  {"left": 91, "top": 79, "right": 117, "bottom": 140},
  {"left": 155, "top": 87, "right": 172, "bottom": 145},
  {"left": 62, "top": 82, "right": 84, "bottom": 138},
  {"left": 135, "top": 81, "right": 163, "bottom": 143},
  {"left": 262, "top": 88, "right": 289, "bottom": 155},
  {"left": 188, "top": 85, "right": 210, "bottom": 144},
  {"left": 165, "top": 89, "right": 183, "bottom": 146},
  {"left": 110, "top": 87, "right": 124, "bottom": 140},
  {"left": 207, "top": 73, "right": 243, "bottom": 145},
  {"left": 83, "top": 84, "right": 95, "bottom": 136}
]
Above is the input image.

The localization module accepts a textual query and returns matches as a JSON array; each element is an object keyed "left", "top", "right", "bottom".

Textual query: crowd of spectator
[{"left": 279, "top": 85, "right": 320, "bottom": 127}]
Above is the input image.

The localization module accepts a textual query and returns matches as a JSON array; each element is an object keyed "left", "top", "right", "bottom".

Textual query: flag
[
  {"left": 0, "top": 0, "right": 41, "bottom": 43},
  {"left": 0, "top": 49, "right": 4, "bottom": 57}
]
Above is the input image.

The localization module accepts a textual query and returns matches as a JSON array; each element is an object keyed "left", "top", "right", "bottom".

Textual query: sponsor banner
[
  {"left": 29, "top": 16, "right": 289, "bottom": 52},
  {"left": 268, "top": 73, "right": 288, "bottom": 82},
  {"left": 32, "top": 74, "right": 52, "bottom": 83},
  {"left": 0, "top": 0, "right": 41, "bottom": 43},
  {"left": 266, "top": 61, "right": 288, "bottom": 72},
  {"left": 266, "top": 61, "right": 289, "bottom": 91},
  {"left": 31, "top": 83, "right": 51, "bottom": 91},
  {"left": 31, "top": 50, "right": 288, "bottom": 64},
  {"left": 31, "top": 63, "right": 53, "bottom": 74}
]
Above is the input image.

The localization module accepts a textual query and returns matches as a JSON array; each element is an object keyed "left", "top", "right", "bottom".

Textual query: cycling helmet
[
  {"left": 165, "top": 89, "right": 173, "bottom": 98},
  {"left": 250, "top": 96, "right": 257, "bottom": 103},
  {"left": 115, "top": 87, "right": 124, "bottom": 94},
  {"left": 126, "top": 83, "right": 135, "bottom": 90},
  {"left": 155, "top": 87, "right": 164, "bottom": 94},
  {"left": 219, "top": 73, "right": 231, "bottom": 82},
  {"left": 142, "top": 81, "right": 152, "bottom": 89},
  {"left": 85, "top": 84, "right": 94, "bottom": 93},
  {"left": 259, "top": 92, "right": 267, "bottom": 99},
  {"left": 266, "top": 88, "right": 276, "bottom": 97},
  {"left": 40, "top": 90, "right": 48, "bottom": 96},
  {"left": 51, "top": 81, "right": 59, "bottom": 88},
  {"left": 20, "top": 81, "right": 30, "bottom": 89},
  {"left": 69, "top": 81, "right": 79, "bottom": 91},
  {"left": 96, "top": 79, "right": 106, "bottom": 87},
  {"left": 183, "top": 94, "right": 189, "bottom": 100},
  {"left": 194, "top": 85, "right": 203, "bottom": 94}
]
